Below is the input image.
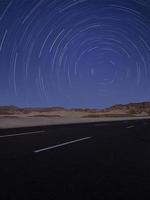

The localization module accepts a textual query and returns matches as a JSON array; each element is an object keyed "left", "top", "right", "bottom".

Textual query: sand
[{"left": 0, "top": 115, "right": 150, "bottom": 129}]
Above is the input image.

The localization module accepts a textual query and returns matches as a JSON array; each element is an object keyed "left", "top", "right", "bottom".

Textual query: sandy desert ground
[
  {"left": 0, "top": 114, "right": 150, "bottom": 129},
  {"left": 0, "top": 102, "right": 150, "bottom": 128}
]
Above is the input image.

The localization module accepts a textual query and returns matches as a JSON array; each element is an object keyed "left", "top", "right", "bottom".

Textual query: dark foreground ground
[{"left": 0, "top": 119, "right": 150, "bottom": 200}]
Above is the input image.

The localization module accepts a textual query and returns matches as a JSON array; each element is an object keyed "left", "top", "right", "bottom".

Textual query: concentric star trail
[{"left": 0, "top": 0, "right": 150, "bottom": 108}]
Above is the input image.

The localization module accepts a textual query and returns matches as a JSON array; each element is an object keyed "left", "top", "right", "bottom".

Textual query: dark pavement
[{"left": 0, "top": 119, "right": 150, "bottom": 200}]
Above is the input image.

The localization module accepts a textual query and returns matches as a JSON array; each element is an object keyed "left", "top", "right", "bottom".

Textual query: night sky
[{"left": 0, "top": 0, "right": 150, "bottom": 108}]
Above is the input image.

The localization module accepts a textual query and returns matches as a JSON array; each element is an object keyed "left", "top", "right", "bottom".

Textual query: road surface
[{"left": 0, "top": 119, "right": 150, "bottom": 199}]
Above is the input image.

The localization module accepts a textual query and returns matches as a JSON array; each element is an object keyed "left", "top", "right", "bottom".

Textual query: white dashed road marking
[
  {"left": 0, "top": 131, "right": 45, "bottom": 138},
  {"left": 34, "top": 136, "right": 92, "bottom": 153},
  {"left": 126, "top": 125, "right": 135, "bottom": 129}
]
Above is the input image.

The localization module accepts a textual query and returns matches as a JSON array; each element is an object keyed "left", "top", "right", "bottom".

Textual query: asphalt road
[{"left": 0, "top": 119, "right": 150, "bottom": 200}]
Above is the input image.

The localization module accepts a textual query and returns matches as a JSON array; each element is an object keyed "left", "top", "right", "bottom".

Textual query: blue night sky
[{"left": 0, "top": 0, "right": 150, "bottom": 108}]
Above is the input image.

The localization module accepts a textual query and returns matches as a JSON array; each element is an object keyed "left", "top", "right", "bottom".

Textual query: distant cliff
[
  {"left": 0, "top": 102, "right": 150, "bottom": 117},
  {"left": 103, "top": 102, "right": 150, "bottom": 115}
]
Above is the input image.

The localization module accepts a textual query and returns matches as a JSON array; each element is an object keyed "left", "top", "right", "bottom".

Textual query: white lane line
[
  {"left": 34, "top": 136, "right": 92, "bottom": 153},
  {"left": 126, "top": 125, "right": 135, "bottom": 129},
  {"left": 0, "top": 131, "right": 45, "bottom": 138},
  {"left": 94, "top": 123, "right": 108, "bottom": 126}
]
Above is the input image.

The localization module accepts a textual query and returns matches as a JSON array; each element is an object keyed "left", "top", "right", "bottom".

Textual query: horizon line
[{"left": 0, "top": 100, "right": 150, "bottom": 110}]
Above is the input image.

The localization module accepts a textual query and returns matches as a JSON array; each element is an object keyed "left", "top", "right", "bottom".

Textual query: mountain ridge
[{"left": 0, "top": 101, "right": 150, "bottom": 116}]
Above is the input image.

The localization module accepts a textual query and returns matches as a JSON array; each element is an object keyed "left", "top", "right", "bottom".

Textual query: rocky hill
[
  {"left": 0, "top": 102, "right": 150, "bottom": 117},
  {"left": 103, "top": 102, "right": 150, "bottom": 115}
]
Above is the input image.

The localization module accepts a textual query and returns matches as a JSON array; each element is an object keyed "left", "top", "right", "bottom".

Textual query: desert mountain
[
  {"left": 0, "top": 102, "right": 150, "bottom": 117},
  {"left": 102, "top": 102, "right": 150, "bottom": 115}
]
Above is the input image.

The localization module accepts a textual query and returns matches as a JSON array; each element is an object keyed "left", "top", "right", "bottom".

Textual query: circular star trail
[{"left": 0, "top": 0, "right": 150, "bottom": 108}]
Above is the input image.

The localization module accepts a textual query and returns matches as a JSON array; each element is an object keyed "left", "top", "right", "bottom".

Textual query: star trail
[{"left": 0, "top": 0, "right": 150, "bottom": 108}]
